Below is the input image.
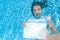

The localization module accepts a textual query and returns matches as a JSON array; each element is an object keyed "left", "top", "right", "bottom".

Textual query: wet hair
[
  {"left": 31, "top": 2, "right": 41, "bottom": 16},
  {"left": 31, "top": 1, "right": 48, "bottom": 16}
]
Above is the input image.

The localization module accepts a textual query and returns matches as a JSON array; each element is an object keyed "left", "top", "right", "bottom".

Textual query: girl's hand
[
  {"left": 22, "top": 22, "right": 26, "bottom": 27},
  {"left": 46, "top": 15, "right": 51, "bottom": 22}
]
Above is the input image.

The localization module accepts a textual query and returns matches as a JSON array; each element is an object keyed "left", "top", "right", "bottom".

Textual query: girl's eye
[
  {"left": 38, "top": 9, "right": 40, "bottom": 11},
  {"left": 34, "top": 9, "right": 36, "bottom": 11}
]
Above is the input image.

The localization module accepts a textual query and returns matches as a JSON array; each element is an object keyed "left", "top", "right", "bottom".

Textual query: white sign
[{"left": 23, "top": 21, "right": 47, "bottom": 40}]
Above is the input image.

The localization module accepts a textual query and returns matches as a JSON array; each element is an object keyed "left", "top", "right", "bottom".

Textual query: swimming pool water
[{"left": 0, "top": 0, "right": 60, "bottom": 40}]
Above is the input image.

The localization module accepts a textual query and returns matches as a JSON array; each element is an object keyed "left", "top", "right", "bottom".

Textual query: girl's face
[{"left": 33, "top": 5, "right": 41, "bottom": 18}]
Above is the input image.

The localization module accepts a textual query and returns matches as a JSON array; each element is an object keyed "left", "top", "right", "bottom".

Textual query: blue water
[{"left": 0, "top": 0, "right": 60, "bottom": 40}]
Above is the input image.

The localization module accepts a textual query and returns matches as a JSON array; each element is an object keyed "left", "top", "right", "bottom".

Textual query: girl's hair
[{"left": 31, "top": 0, "right": 48, "bottom": 14}]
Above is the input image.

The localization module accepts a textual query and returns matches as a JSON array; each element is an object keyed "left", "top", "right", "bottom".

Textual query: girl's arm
[{"left": 46, "top": 16, "right": 56, "bottom": 34}]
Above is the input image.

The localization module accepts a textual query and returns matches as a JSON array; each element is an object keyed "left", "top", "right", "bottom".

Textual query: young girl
[{"left": 23, "top": 1, "right": 56, "bottom": 40}]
